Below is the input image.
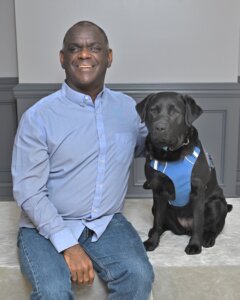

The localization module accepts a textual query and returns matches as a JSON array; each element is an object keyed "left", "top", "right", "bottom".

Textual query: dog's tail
[{"left": 227, "top": 204, "right": 233, "bottom": 213}]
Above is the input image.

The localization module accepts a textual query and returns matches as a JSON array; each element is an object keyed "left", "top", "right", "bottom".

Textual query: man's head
[{"left": 60, "top": 21, "right": 112, "bottom": 99}]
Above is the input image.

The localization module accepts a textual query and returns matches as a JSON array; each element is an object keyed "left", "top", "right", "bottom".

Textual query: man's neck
[{"left": 65, "top": 80, "right": 104, "bottom": 102}]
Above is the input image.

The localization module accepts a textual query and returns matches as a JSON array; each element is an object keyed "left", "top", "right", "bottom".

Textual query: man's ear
[
  {"left": 182, "top": 94, "right": 203, "bottom": 126},
  {"left": 59, "top": 50, "right": 65, "bottom": 69},
  {"left": 107, "top": 49, "right": 113, "bottom": 68},
  {"left": 136, "top": 93, "right": 155, "bottom": 122}
]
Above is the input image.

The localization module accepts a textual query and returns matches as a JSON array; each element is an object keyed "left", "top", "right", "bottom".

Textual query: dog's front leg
[
  {"left": 144, "top": 192, "right": 169, "bottom": 251},
  {"left": 185, "top": 179, "right": 205, "bottom": 255}
]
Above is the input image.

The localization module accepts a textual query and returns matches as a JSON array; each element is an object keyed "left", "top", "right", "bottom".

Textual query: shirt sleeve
[
  {"left": 134, "top": 114, "right": 148, "bottom": 157},
  {"left": 11, "top": 110, "right": 78, "bottom": 252}
]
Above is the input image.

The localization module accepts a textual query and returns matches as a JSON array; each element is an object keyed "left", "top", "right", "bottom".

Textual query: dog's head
[{"left": 136, "top": 92, "right": 203, "bottom": 150}]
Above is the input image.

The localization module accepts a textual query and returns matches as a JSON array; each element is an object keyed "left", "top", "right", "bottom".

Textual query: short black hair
[{"left": 62, "top": 21, "right": 109, "bottom": 48}]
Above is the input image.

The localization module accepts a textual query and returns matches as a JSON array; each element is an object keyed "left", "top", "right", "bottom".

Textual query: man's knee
[
  {"left": 129, "top": 259, "right": 154, "bottom": 287},
  {"left": 116, "top": 257, "right": 154, "bottom": 290}
]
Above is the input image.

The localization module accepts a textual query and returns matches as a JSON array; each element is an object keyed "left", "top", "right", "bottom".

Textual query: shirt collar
[{"left": 61, "top": 81, "right": 106, "bottom": 106}]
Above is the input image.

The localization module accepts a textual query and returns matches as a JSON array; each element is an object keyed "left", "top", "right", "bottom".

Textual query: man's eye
[
  {"left": 89, "top": 46, "right": 101, "bottom": 53},
  {"left": 69, "top": 46, "right": 79, "bottom": 52}
]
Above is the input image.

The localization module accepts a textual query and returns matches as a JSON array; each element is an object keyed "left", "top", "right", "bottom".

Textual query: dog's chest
[{"left": 150, "top": 147, "right": 200, "bottom": 207}]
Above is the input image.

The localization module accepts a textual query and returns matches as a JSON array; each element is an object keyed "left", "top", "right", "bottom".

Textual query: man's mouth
[
  {"left": 77, "top": 65, "right": 93, "bottom": 69},
  {"left": 76, "top": 64, "right": 94, "bottom": 71}
]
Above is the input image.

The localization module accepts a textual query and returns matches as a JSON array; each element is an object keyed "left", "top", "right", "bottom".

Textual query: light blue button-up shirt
[{"left": 12, "top": 82, "right": 147, "bottom": 253}]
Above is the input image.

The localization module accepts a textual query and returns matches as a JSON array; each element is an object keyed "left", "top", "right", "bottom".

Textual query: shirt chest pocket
[{"left": 114, "top": 133, "right": 135, "bottom": 163}]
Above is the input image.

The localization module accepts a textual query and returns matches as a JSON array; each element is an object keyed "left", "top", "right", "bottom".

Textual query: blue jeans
[{"left": 17, "top": 213, "right": 154, "bottom": 300}]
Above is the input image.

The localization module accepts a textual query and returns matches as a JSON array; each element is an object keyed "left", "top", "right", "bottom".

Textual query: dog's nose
[{"left": 155, "top": 124, "right": 167, "bottom": 132}]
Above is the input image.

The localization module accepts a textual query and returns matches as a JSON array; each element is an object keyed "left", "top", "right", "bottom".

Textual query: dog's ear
[
  {"left": 182, "top": 94, "right": 203, "bottom": 126},
  {"left": 136, "top": 93, "right": 155, "bottom": 122}
]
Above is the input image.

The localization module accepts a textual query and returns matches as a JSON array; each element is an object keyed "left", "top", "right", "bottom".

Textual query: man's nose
[{"left": 78, "top": 48, "right": 91, "bottom": 59}]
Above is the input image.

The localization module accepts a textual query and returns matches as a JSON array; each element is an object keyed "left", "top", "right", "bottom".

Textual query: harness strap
[{"left": 150, "top": 146, "right": 200, "bottom": 207}]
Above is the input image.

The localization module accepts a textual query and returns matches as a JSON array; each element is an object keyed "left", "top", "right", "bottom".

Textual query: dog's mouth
[
  {"left": 166, "top": 138, "right": 190, "bottom": 151},
  {"left": 150, "top": 132, "right": 189, "bottom": 151},
  {"left": 150, "top": 131, "right": 176, "bottom": 146},
  {"left": 150, "top": 131, "right": 169, "bottom": 142}
]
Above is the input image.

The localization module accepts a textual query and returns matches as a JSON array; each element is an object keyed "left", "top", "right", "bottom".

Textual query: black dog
[{"left": 136, "top": 92, "right": 232, "bottom": 255}]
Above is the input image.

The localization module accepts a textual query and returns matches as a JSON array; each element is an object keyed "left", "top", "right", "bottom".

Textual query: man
[{"left": 12, "top": 21, "right": 154, "bottom": 300}]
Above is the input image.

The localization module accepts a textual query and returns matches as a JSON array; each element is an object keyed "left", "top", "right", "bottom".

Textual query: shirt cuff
[{"left": 49, "top": 228, "right": 78, "bottom": 253}]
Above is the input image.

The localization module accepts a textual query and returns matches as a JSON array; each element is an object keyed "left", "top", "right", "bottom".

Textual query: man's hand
[{"left": 63, "top": 244, "right": 95, "bottom": 285}]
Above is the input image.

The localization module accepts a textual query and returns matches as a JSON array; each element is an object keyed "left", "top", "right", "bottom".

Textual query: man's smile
[{"left": 76, "top": 65, "right": 94, "bottom": 69}]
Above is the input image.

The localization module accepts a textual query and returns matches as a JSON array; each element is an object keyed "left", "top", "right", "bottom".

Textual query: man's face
[{"left": 60, "top": 25, "right": 112, "bottom": 95}]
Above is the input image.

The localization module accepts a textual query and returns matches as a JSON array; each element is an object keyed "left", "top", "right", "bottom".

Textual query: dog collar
[{"left": 162, "top": 138, "right": 190, "bottom": 152}]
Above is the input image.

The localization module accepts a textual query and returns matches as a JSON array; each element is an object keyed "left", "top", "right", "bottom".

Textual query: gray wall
[
  {"left": 0, "top": 0, "right": 18, "bottom": 77},
  {"left": 1, "top": 80, "right": 240, "bottom": 200},
  {"left": 14, "top": 0, "right": 240, "bottom": 83},
  {"left": 13, "top": 82, "right": 240, "bottom": 198},
  {"left": 0, "top": 78, "right": 18, "bottom": 200},
  {"left": 1, "top": 0, "right": 240, "bottom": 79},
  {"left": 0, "top": 1, "right": 240, "bottom": 200}
]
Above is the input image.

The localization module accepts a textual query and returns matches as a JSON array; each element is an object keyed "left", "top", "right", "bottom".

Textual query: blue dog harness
[{"left": 150, "top": 147, "right": 201, "bottom": 207}]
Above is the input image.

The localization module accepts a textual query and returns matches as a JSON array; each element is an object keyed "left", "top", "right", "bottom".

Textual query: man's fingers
[
  {"left": 82, "top": 270, "right": 90, "bottom": 285},
  {"left": 76, "top": 271, "right": 84, "bottom": 284},
  {"left": 88, "top": 267, "right": 95, "bottom": 285},
  {"left": 63, "top": 244, "right": 95, "bottom": 285},
  {"left": 71, "top": 264, "right": 94, "bottom": 285},
  {"left": 80, "top": 263, "right": 94, "bottom": 285},
  {"left": 71, "top": 271, "right": 78, "bottom": 283}
]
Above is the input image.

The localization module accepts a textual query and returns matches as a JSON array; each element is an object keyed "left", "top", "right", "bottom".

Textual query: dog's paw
[
  {"left": 202, "top": 232, "right": 216, "bottom": 248},
  {"left": 143, "top": 181, "right": 151, "bottom": 189},
  {"left": 143, "top": 239, "right": 159, "bottom": 252},
  {"left": 148, "top": 227, "right": 155, "bottom": 237},
  {"left": 185, "top": 244, "right": 202, "bottom": 255}
]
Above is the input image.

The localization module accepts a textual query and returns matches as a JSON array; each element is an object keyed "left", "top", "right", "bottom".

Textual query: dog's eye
[
  {"left": 151, "top": 109, "right": 157, "bottom": 113},
  {"left": 150, "top": 108, "right": 158, "bottom": 115},
  {"left": 169, "top": 106, "right": 180, "bottom": 115}
]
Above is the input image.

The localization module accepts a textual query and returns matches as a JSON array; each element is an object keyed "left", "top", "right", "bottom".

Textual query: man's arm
[
  {"left": 12, "top": 110, "right": 95, "bottom": 284},
  {"left": 12, "top": 110, "right": 77, "bottom": 252}
]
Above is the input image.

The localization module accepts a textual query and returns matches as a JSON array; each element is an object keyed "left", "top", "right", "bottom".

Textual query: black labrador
[{"left": 136, "top": 92, "right": 232, "bottom": 255}]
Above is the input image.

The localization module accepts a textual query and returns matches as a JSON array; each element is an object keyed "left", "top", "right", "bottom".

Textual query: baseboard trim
[{"left": 0, "top": 77, "right": 18, "bottom": 91}]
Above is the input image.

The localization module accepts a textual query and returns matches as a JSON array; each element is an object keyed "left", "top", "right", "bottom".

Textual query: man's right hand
[{"left": 63, "top": 244, "right": 95, "bottom": 285}]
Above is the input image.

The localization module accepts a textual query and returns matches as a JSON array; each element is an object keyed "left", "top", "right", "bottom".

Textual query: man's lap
[
  {"left": 79, "top": 213, "right": 152, "bottom": 281},
  {"left": 17, "top": 213, "right": 153, "bottom": 286}
]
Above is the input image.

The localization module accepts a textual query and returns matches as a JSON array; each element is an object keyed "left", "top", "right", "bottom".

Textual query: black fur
[{"left": 136, "top": 92, "right": 232, "bottom": 255}]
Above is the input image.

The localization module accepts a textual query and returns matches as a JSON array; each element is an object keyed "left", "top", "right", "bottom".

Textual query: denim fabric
[{"left": 17, "top": 214, "right": 154, "bottom": 300}]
